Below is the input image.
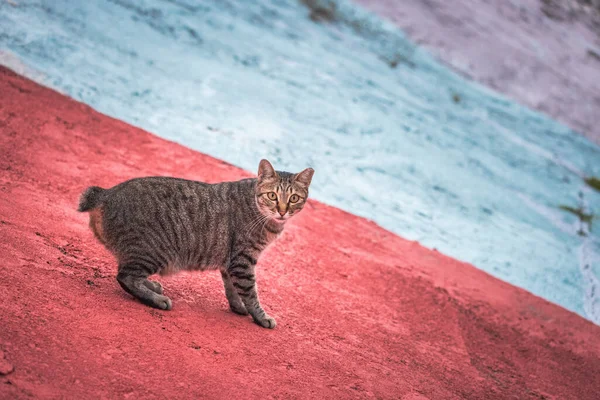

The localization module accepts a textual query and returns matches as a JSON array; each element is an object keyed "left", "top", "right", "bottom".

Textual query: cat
[{"left": 77, "top": 159, "right": 314, "bottom": 329}]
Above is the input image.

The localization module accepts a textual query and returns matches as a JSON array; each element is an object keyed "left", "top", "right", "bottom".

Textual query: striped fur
[{"left": 78, "top": 159, "right": 314, "bottom": 329}]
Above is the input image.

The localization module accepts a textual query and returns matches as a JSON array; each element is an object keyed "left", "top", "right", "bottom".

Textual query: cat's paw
[
  {"left": 153, "top": 295, "right": 172, "bottom": 310},
  {"left": 144, "top": 280, "right": 163, "bottom": 294},
  {"left": 254, "top": 315, "right": 277, "bottom": 329},
  {"left": 229, "top": 302, "right": 249, "bottom": 316}
]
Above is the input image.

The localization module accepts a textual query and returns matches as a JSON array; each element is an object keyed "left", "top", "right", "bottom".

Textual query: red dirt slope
[{"left": 0, "top": 66, "right": 599, "bottom": 399}]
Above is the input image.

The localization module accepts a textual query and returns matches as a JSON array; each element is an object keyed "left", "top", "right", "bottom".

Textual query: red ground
[{"left": 0, "top": 66, "right": 599, "bottom": 399}]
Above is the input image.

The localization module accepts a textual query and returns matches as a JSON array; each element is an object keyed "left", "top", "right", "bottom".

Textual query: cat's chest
[{"left": 257, "top": 229, "right": 283, "bottom": 250}]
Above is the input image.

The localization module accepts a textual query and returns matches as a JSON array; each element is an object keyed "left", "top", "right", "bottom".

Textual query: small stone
[{"left": 0, "top": 359, "right": 14, "bottom": 375}]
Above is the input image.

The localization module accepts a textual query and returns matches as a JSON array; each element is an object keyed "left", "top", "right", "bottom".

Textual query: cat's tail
[{"left": 78, "top": 186, "right": 106, "bottom": 212}]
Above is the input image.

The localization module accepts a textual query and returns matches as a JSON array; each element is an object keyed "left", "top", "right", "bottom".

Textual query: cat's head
[{"left": 255, "top": 159, "right": 314, "bottom": 224}]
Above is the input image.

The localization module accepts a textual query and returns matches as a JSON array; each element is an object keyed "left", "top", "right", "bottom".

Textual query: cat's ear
[
  {"left": 258, "top": 159, "right": 276, "bottom": 180},
  {"left": 294, "top": 167, "right": 314, "bottom": 188}
]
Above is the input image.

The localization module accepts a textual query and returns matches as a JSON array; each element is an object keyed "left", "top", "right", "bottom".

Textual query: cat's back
[
  {"left": 80, "top": 177, "right": 214, "bottom": 251},
  {"left": 78, "top": 176, "right": 253, "bottom": 244},
  {"left": 107, "top": 176, "right": 208, "bottom": 200},
  {"left": 78, "top": 176, "right": 211, "bottom": 227}
]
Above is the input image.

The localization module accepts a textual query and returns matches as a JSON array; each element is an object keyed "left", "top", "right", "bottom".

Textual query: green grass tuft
[
  {"left": 558, "top": 205, "right": 594, "bottom": 223},
  {"left": 558, "top": 205, "right": 595, "bottom": 236},
  {"left": 584, "top": 176, "right": 600, "bottom": 192}
]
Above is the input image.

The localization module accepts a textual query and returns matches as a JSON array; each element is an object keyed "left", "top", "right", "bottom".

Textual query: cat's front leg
[{"left": 228, "top": 253, "right": 276, "bottom": 329}]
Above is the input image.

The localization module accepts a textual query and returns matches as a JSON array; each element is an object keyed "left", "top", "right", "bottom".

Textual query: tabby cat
[{"left": 78, "top": 159, "right": 314, "bottom": 329}]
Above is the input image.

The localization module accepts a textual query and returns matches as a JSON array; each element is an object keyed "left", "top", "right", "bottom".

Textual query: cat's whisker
[
  {"left": 243, "top": 219, "right": 261, "bottom": 237},
  {"left": 243, "top": 214, "right": 269, "bottom": 237},
  {"left": 246, "top": 214, "right": 266, "bottom": 232},
  {"left": 257, "top": 216, "right": 270, "bottom": 234},
  {"left": 244, "top": 213, "right": 262, "bottom": 228}
]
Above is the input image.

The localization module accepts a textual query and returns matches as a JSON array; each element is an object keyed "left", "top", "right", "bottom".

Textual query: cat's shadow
[{"left": 112, "top": 282, "right": 231, "bottom": 318}]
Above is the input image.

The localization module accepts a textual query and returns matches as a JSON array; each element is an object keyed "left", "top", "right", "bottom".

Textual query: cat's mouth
[{"left": 273, "top": 215, "right": 288, "bottom": 223}]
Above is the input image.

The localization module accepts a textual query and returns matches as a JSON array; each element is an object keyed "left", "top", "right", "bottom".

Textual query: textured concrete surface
[
  {"left": 2, "top": 0, "right": 600, "bottom": 323},
  {"left": 356, "top": 0, "right": 600, "bottom": 144},
  {"left": 1, "top": 67, "right": 600, "bottom": 399}
]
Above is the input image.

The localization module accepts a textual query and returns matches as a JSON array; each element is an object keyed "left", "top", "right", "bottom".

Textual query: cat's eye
[
  {"left": 267, "top": 192, "right": 277, "bottom": 201},
  {"left": 289, "top": 194, "right": 300, "bottom": 203}
]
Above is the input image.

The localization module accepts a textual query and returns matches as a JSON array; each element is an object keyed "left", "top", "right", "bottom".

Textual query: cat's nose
[{"left": 277, "top": 209, "right": 286, "bottom": 217}]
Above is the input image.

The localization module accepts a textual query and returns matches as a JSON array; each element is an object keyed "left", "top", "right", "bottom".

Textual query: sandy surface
[
  {"left": 355, "top": 0, "right": 600, "bottom": 144},
  {"left": 1, "top": 67, "right": 600, "bottom": 399}
]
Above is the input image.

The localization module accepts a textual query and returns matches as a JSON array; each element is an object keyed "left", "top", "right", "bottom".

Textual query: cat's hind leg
[
  {"left": 117, "top": 264, "right": 172, "bottom": 310},
  {"left": 220, "top": 270, "right": 249, "bottom": 315}
]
